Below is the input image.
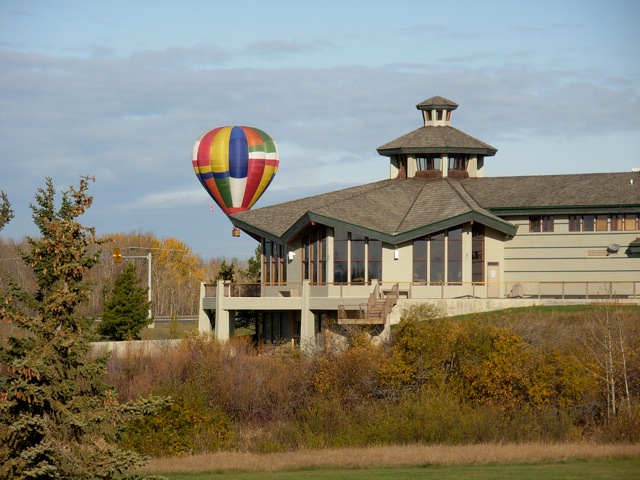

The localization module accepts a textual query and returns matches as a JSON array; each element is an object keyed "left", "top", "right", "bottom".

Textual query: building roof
[
  {"left": 376, "top": 125, "right": 498, "bottom": 157},
  {"left": 461, "top": 172, "right": 640, "bottom": 213},
  {"left": 232, "top": 171, "right": 640, "bottom": 244},
  {"left": 231, "top": 176, "right": 517, "bottom": 244}
]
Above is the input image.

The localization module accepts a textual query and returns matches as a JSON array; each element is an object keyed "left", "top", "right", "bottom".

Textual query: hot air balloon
[{"left": 192, "top": 126, "right": 279, "bottom": 217}]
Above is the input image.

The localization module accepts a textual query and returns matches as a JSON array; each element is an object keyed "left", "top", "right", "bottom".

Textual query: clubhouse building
[{"left": 198, "top": 96, "right": 640, "bottom": 347}]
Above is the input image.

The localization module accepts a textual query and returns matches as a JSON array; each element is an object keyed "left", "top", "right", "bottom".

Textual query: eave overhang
[
  {"left": 377, "top": 146, "right": 497, "bottom": 157},
  {"left": 232, "top": 209, "right": 517, "bottom": 246},
  {"left": 488, "top": 204, "right": 640, "bottom": 216}
]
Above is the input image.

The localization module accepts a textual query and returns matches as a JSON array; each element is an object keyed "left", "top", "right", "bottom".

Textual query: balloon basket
[{"left": 232, "top": 227, "right": 241, "bottom": 237}]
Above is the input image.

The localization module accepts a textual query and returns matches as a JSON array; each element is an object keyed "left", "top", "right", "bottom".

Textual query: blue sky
[{"left": 1, "top": 0, "right": 639, "bottom": 259}]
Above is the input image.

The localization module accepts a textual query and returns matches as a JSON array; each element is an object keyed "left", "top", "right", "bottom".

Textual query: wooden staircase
[{"left": 338, "top": 283, "right": 400, "bottom": 325}]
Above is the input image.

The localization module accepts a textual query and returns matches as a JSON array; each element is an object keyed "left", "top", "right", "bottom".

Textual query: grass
[
  {"left": 137, "top": 443, "right": 640, "bottom": 479},
  {"left": 451, "top": 304, "right": 640, "bottom": 321},
  {"left": 139, "top": 319, "right": 198, "bottom": 340},
  {"left": 150, "top": 459, "right": 640, "bottom": 480},
  {"left": 138, "top": 320, "right": 254, "bottom": 340}
]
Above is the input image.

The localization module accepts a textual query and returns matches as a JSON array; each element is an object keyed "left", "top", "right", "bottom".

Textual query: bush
[
  {"left": 120, "top": 387, "right": 234, "bottom": 457},
  {"left": 104, "top": 306, "right": 640, "bottom": 454}
]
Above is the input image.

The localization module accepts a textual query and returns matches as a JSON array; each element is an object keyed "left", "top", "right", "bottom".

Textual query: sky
[{"left": 1, "top": 0, "right": 639, "bottom": 260}]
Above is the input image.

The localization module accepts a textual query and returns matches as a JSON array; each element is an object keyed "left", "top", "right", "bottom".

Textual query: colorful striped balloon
[{"left": 192, "top": 126, "right": 279, "bottom": 216}]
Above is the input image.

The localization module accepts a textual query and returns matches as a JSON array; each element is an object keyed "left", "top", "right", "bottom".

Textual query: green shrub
[{"left": 120, "top": 388, "right": 234, "bottom": 457}]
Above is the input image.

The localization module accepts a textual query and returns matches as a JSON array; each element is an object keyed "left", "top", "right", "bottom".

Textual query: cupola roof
[{"left": 416, "top": 95, "right": 458, "bottom": 110}]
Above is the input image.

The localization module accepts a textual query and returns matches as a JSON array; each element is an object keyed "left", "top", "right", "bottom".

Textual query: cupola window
[
  {"left": 448, "top": 155, "right": 468, "bottom": 171},
  {"left": 416, "top": 155, "right": 441, "bottom": 171}
]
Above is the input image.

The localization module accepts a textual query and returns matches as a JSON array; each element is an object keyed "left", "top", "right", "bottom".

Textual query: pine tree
[
  {"left": 0, "top": 191, "right": 13, "bottom": 231},
  {"left": 215, "top": 260, "right": 236, "bottom": 282},
  {"left": 0, "top": 177, "right": 170, "bottom": 479},
  {"left": 97, "top": 263, "right": 152, "bottom": 341}
]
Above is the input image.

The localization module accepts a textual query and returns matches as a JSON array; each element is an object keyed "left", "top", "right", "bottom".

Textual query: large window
[
  {"left": 472, "top": 224, "right": 484, "bottom": 283},
  {"left": 368, "top": 239, "right": 382, "bottom": 281},
  {"left": 333, "top": 229, "right": 383, "bottom": 284},
  {"left": 429, "top": 232, "right": 445, "bottom": 283},
  {"left": 350, "top": 234, "right": 366, "bottom": 282},
  {"left": 302, "top": 226, "right": 327, "bottom": 284},
  {"left": 263, "top": 241, "right": 287, "bottom": 285},
  {"left": 333, "top": 229, "right": 348, "bottom": 283},
  {"left": 413, "top": 226, "right": 465, "bottom": 284}
]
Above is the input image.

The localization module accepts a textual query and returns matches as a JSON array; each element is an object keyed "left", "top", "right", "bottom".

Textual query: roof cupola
[
  {"left": 417, "top": 95, "right": 458, "bottom": 127},
  {"left": 377, "top": 96, "right": 497, "bottom": 180}
]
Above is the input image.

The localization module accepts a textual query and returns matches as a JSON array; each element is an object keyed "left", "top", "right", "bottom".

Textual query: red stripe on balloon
[{"left": 196, "top": 127, "right": 223, "bottom": 169}]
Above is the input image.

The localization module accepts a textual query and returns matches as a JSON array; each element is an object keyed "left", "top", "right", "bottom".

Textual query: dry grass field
[{"left": 138, "top": 443, "right": 640, "bottom": 475}]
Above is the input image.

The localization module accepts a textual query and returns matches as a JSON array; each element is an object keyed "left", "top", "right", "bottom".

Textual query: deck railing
[{"left": 204, "top": 280, "right": 639, "bottom": 301}]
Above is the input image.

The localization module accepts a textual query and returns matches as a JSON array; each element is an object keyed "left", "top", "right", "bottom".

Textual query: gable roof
[
  {"left": 231, "top": 176, "right": 517, "bottom": 244},
  {"left": 377, "top": 126, "right": 498, "bottom": 157}
]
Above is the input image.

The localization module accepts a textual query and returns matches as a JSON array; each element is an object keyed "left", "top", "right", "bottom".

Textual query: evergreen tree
[
  {"left": 215, "top": 260, "right": 236, "bottom": 282},
  {"left": 0, "top": 191, "right": 13, "bottom": 231},
  {"left": 243, "top": 245, "right": 261, "bottom": 282},
  {"left": 235, "top": 245, "right": 262, "bottom": 334},
  {"left": 0, "top": 178, "right": 170, "bottom": 479},
  {"left": 97, "top": 263, "right": 152, "bottom": 341}
]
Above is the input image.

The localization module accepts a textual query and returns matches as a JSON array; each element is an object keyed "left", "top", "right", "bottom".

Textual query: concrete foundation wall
[
  {"left": 91, "top": 339, "right": 182, "bottom": 357},
  {"left": 387, "top": 298, "right": 540, "bottom": 325}
]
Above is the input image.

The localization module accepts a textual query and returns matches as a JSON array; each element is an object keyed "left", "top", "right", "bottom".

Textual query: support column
[
  {"left": 214, "top": 280, "right": 231, "bottom": 340},
  {"left": 299, "top": 280, "right": 316, "bottom": 351},
  {"left": 198, "top": 282, "right": 211, "bottom": 334}
]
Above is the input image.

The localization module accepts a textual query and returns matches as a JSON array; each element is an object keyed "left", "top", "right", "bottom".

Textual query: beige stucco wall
[
  {"left": 381, "top": 241, "right": 413, "bottom": 284},
  {"left": 286, "top": 238, "right": 303, "bottom": 283}
]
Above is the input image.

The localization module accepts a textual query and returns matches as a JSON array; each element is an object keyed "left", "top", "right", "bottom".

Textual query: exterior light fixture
[{"left": 606, "top": 243, "right": 620, "bottom": 255}]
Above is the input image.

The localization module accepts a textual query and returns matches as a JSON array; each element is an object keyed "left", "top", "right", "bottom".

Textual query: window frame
[
  {"left": 333, "top": 229, "right": 383, "bottom": 284},
  {"left": 412, "top": 227, "right": 468, "bottom": 285}
]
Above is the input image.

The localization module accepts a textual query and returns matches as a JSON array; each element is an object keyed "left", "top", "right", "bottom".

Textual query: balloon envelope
[{"left": 192, "top": 126, "right": 279, "bottom": 216}]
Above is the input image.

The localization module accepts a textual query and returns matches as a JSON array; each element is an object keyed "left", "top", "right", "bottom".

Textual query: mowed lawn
[
  {"left": 141, "top": 445, "right": 640, "bottom": 480},
  {"left": 152, "top": 458, "right": 640, "bottom": 480}
]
